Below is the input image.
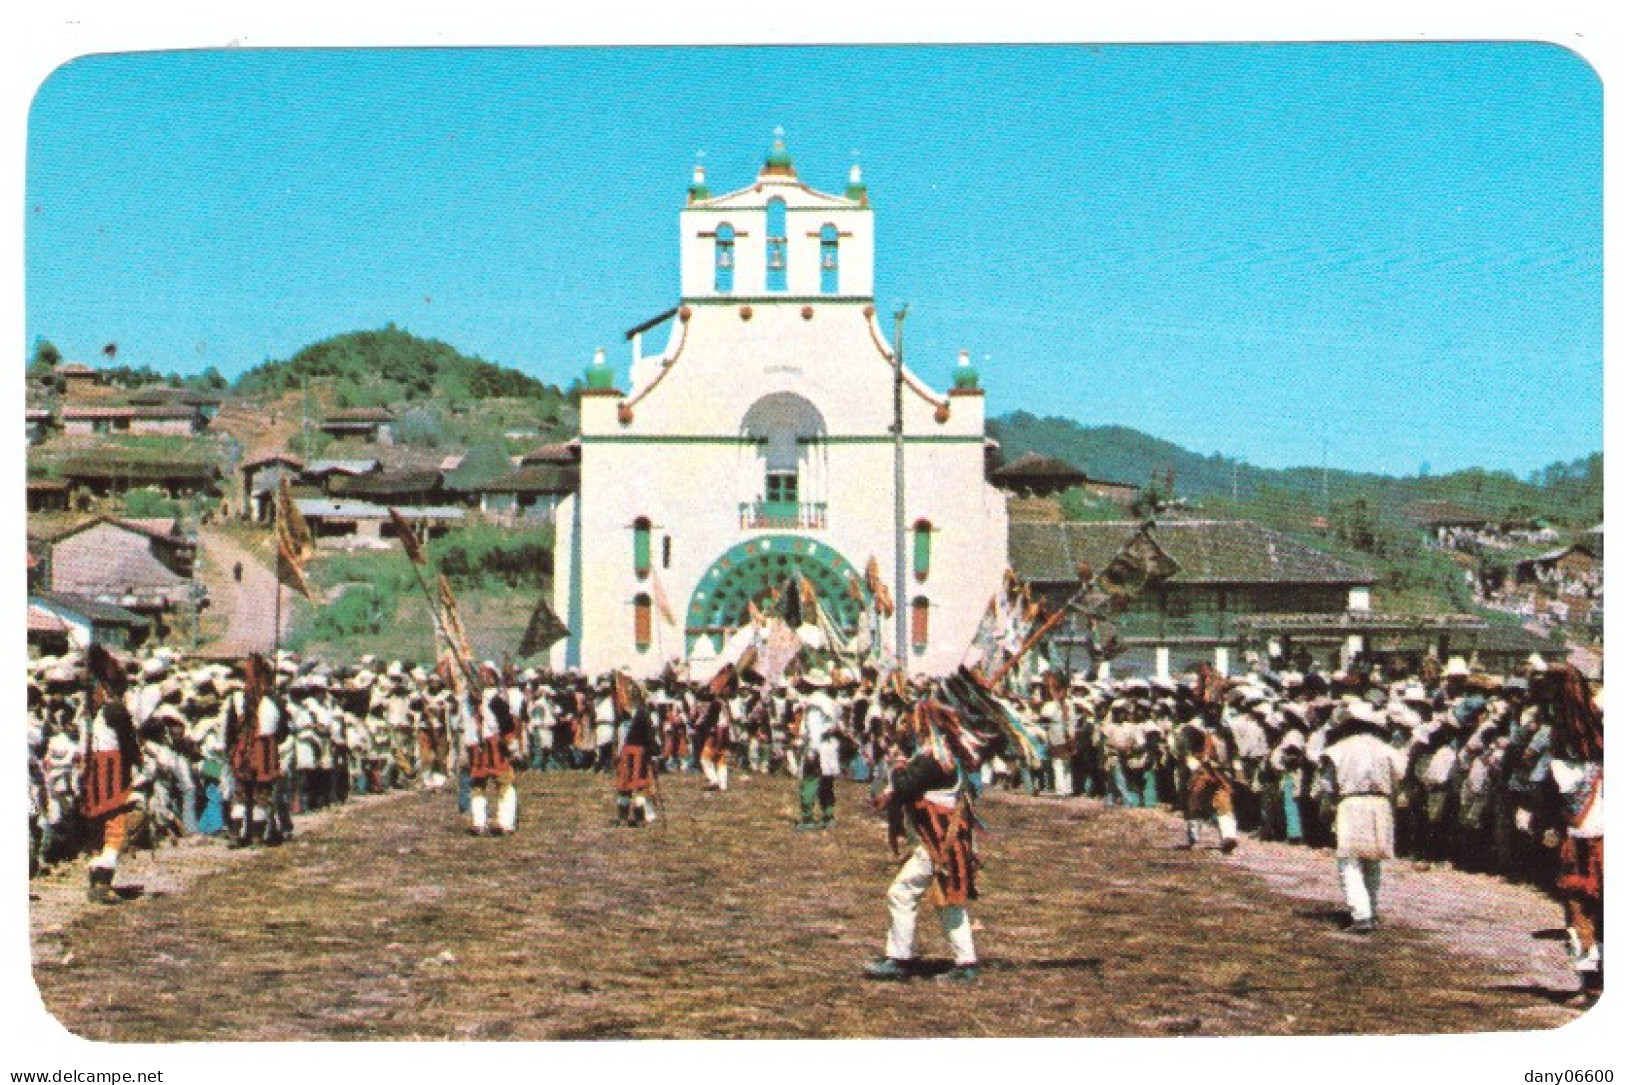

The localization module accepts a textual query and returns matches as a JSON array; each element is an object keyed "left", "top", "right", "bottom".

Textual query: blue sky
[{"left": 25, "top": 43, "right": 1600, "bottom": 476}]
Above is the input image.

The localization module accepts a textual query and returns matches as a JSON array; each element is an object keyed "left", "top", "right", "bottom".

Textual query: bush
[
  {"left": 122, "top": 486, "right": 179, "bottom": 518},
  {"left": 307, "top": 584, "right": 394, "bottom": 639},
  {"left": 428, "top": 525, "right": 553, "bottom": 589}
]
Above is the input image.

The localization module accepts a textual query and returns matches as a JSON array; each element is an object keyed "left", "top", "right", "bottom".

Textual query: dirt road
[
  {"left": 195, "top": 527, "right": 290, "bottom": 657},
  {"left": 31, "top": 771, "right": 1586, "bottom": 1041}
]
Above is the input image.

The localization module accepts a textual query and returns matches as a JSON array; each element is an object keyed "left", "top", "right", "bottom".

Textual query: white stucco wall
[{"left": 554, "top": 161, "right": 1005, "bottom": 679}]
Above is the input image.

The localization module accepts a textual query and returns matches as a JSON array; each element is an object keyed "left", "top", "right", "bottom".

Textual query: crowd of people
[{"left": 25, "top": 641, "right": 1603, "bottom": 1000}]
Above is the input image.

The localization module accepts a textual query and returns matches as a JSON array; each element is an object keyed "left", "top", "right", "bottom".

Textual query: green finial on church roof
[
  {"left": 953, "top": 350, "right": 980, "bottom": 390},
  {"left": 688, "top": 153, "right": 710, "bottom": 202},
  {"left": 585, "top": 347, "right": 615, "bottom": 390},
  {"left": 762, "top": 126, "right": 795, "bottom": 176}
]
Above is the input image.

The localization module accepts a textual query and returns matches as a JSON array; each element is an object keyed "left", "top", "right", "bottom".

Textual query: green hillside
[{"left": 236, "top": 324, "right": 571, "bottom": 414}]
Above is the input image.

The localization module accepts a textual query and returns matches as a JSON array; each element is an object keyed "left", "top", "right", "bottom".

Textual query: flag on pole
[
  {"left": 651, "top": 568, "right": 677, "bottom": 628},
  {"left": 438, "top": 575, "right": 476, "bottom": 665},
  {"left": 611, "top": 671, "right": 647, "bottom": 716},
  {"left": 388, "top": 507, "right": 427, "bottom": 565},
  {"left": 865, "top": 556, "right": 895, "bottom": 618},
  {"left": 276, "top": 477, "right": 314, "bottom": 563},
  {"left": 272, "top": 477, "right": 314, "bottom": 599},
  {"left": 517, "top": 592, "right": 570, "bottom": 657},
  {"left": 276, "top": 532, "right": 313, "bottom": 599}
]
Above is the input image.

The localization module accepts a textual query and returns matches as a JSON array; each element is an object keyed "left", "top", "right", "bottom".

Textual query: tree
[{"left": 29, "top": 339, "right": 62, "bottom": 378}]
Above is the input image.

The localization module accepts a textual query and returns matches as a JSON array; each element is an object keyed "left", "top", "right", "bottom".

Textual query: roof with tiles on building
[
  {"left": 990, "top": 451, "right": 1089, "bottom": 485},
  {"left": 1401, "top": 499, "right": 1492, "bottom": 527},
  {"left": 470, "top": 464, "right": 580, "bottom": 495},
  {"left": 1010, "top": 519, "right": 1375, "bottom": 587},
  {"left": 518, "top": 440, "right": 580, "bottom": 466},
  {"left": 320, "top": 406, "right": 396, "bottom": 424},
  {"left": 60, "top": 404, "right": 202, "bottom": 420},
  {"left": 331, "top": 468, "right": 444, "bottom": 498},
  {"left": 48, "top": 515, "right": 187, "bottom": 546}
]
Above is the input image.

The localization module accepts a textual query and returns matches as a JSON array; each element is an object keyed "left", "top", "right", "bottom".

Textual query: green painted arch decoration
[{"left": 685, "top": 535, "right": 869, "bottom": 653}]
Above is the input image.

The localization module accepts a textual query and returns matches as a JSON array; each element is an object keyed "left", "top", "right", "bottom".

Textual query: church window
[
  {"left": 911, "top": 596, "right": 931, "bottom": 651},
  {"left": 765, "top": 471, "right": 799, "bottom": 511},
  {"left": 714, "top": 224, "right": 735, "bottom": 293},
  {"left": 633, "top": 593, "right": 652, "bottom": 651},
  {"left": 820, "top": 224, "right": 839, "bottom": 294},
  {"left": 912, "top": 519, "right": 933, "bottom": 581},
  {"left": 766, "top": 198, "right": 787, "bottom": 292},
  {"left": 633, "top": 517, "right": 652, "bottom": 579}
]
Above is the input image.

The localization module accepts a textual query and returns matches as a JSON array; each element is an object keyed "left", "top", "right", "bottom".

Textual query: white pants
[
  {"left": 1338, "top": 856, "right": 1383, "bottom": 922},
  {"left": 885, "top": 845, "right": 977, "bottom": 966},
  {"left": 1050, "top": 757, "right": 1072, "bottom": 796}
]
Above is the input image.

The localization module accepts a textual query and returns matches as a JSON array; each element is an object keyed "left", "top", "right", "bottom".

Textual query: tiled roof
[
  {"left": 322, "top": 407, "right": 395, "bottom": 423},
  {"left": 990, "top": 452, "right": 1087, "bottom": 484},
  {"left": 1010, "top": 519, "right": 1374, "bottom": 586},
  {"left": 61, "top": 404, "right": 200, "bottom": 420},
  {"left": 519, "top": 440, "right": 580, "bottom": 466},
  {"left": 1402, "top": 500, "right": 1490, "bottom": 527},
  {"left": 333, "top": 468, "right": 443, "bottom": 498},
  {"left": 473, "top": 465, "right": 579, "bottom": 494}
]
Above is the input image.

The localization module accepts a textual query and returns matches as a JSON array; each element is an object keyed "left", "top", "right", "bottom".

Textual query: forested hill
[
  {"left": 234, "top": 325, "right": 569, "bottom": 411},
  {"left": 989, "top": 411, "right": 1602, "bottom": 529}
]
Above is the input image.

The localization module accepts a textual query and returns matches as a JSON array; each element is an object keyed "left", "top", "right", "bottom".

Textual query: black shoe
[
  {"left": 1220, "top": 839, "right": 1239, "bottom": 854},
  {"left": 862, "top": 957, "right": 916, "bottom": 981},
  {"left": 1346, "top": 918, "right": 1375, "bottom": 934},
  {"left": 466, "top": 826, "right": 487, "bottom": 837}
]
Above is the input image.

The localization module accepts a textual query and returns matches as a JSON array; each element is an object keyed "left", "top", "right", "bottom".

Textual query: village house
[
  {"left": 1012, "top": 518, "right": 1377, "bottom": 678},
  {"left": 240, "top": 452, "right": 306, "bottom": 522},
  {"left": 330, "top": 467, "right": 446, "bottom": 507},
  {"left": 55, "top": 360, "right": 103, "bottom": 398},
  {"left": 301, "top": 458, "right": 382, "bottom": 495},
  {"left": 25, "top": 477, "right": 71, "bottom": 514},
  {"left": 294, "top": 497, "right": 465, "bottom": 546},
  {"left": 54, "top": 453, "right": 221, "bottom": 499},
  {"left": 45, "top": 516, "right": 202, "bottom": 640},
  {"left": 26, "top": 408, "right": 52, "bottom": 445},
  {"left": 59, "top": 403, "right": 207, "bottom": 437},
  {"left": 28, "top": 592, "right": 151, "bottom": 652},
  {"left": 464, "top": 464, "right": 578, "bottom": 526},
  {"left": 318, "top": 406, "right": 395, "bottom": 442}
]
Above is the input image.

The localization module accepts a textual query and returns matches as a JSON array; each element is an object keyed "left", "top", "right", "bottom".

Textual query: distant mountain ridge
[{"left": 989, "top": 411, "right": 1602, "bottom": 529}]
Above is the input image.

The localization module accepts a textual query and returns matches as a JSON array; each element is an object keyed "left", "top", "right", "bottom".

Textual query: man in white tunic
[{"left": 1317, "top": 701, "right": 1406, "bottom": 934}]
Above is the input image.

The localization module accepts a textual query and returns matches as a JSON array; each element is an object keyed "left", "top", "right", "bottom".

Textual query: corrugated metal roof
[
  {"left": 32, "top": 592, "right": 149, "bottom": 626},
  {"left": 1011, "top": 519, "right": 1374, "bottom": 586},
  {"left": 304, "top": 458, "right": 379, "bottom": 475},
  {"left": 295, "top": 498, "right": 465, "bottom": 520}
]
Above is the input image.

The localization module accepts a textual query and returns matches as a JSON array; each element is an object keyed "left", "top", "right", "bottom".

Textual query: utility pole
[{"left": 892, "top": 304, "right": 909, "bottom": 675}]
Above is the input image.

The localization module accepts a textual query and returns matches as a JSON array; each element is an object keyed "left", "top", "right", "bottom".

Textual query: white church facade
[{"left": 552, "top": 133, "right": 1009, "bottom": 678}]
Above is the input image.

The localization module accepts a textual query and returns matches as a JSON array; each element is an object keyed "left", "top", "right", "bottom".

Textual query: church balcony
[{"left": 739, "top": 500, "right": 827, "bottom": 531}]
